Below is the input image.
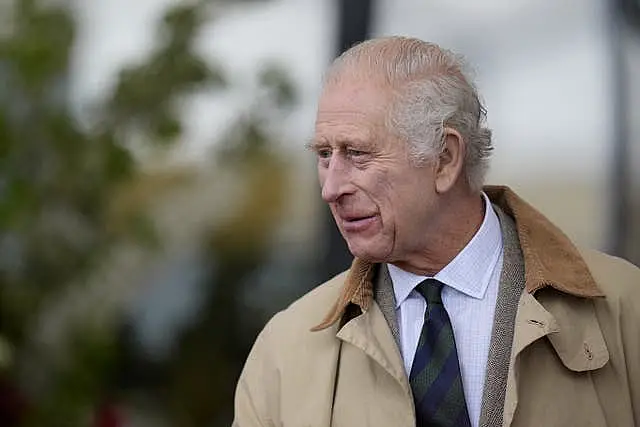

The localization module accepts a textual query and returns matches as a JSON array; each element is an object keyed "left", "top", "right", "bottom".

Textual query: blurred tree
[
  {"left": 0, "top": 0, "right": 300, "bottom": 425},
  {"left": 104, "top": 61, "right": 298, "bottom": 427},
  {"left": 166, "top": 108, "right": 294, "bottom": 426},
  {"left": 0, "top": 0, "right": 224, "bottom": 425}
]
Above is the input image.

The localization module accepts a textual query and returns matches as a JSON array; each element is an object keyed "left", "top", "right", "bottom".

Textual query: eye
[
  {"left": 346, "top": 148, "right": 366, "bottom": 157},
  {"left": 317, "top": 148, "right": 332, "bottom": 159}
]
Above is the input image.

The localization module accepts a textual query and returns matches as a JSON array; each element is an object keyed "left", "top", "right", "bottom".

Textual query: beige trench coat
[{"left": 234, "top": 186, "right": 640, "bottom": 426}]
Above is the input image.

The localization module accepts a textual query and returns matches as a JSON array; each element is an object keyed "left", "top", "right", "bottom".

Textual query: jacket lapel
[
  {"left": 373, "top": 264, "right": 401, "bottom": 349},
  {"left": 479, "top": 206, "right": 526, "bottom": 427}
]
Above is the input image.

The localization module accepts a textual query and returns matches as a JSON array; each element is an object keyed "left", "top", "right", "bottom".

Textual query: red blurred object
[
  {"left": 93, "top": 401, "right": 123, "bottom": 427},
  {"left": 0, "top": 375, "right": 29, "bottom": 427}
]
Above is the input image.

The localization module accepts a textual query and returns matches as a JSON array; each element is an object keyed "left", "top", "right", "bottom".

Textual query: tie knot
[{"left": 414, "top": 279, "right": 444, "bottom": 304}]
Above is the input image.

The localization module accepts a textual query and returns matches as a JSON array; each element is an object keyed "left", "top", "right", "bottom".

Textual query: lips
[
  {"left": 340, "top": 214, "right": 378, "bottom": 233},
  {"left": 341, "top": 213, "right": 375, "bottom": 221}
]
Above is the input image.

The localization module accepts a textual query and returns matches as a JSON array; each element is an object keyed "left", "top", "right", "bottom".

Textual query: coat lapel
[
  {"left": 503, "top": 292, "right": 559, "bottom": 426},
  {"left": 503, "top": 285, "right": 609, "bottom": 427},
  {"left": 535, "top": 289, "right": 609, "bottom": 372},
  {"left": 333, "top": 300, "right": 414, "bottom": 425},
  {"left": 336, "top": 301, "right": 408, "bottom": 391}
]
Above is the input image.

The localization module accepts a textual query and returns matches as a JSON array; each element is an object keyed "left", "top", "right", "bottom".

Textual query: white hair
[{"left": 325, "top": 37, "right": 493, "bottom": 193}]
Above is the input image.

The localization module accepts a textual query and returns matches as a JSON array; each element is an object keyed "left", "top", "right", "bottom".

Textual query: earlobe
[{"left": 435, "top": 127, "right": 465, "bottom": 193}]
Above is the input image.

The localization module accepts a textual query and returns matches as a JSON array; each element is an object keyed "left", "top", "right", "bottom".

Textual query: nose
[{"left": 321, "top": 155, "right": 354, "bottom": 203}]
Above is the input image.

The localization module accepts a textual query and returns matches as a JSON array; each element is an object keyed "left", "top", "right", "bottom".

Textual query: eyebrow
[
  {"left": 306, "top": 137, "right": 371, "bottom": 152},
  {"left": 305, "top": 139, "right": 330, "bottom": 152}
]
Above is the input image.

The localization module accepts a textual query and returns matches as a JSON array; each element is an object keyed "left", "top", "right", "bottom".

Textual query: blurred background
[{"left": 0, "top": 0, "right": 638, "bottom": 425}]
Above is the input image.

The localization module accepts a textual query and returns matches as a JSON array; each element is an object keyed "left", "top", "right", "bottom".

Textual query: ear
[{"left": 435, "top": 127, "right": 465, "bottom": 194}]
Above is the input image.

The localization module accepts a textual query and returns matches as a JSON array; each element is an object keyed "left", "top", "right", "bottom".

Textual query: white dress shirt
[{"left": 387, "top": 193, "right": 503, "bottom": 427}]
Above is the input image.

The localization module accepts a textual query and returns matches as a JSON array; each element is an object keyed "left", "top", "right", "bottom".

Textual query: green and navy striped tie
[{"left": 410, "top": 279, "right": 471, "bottom": 427}]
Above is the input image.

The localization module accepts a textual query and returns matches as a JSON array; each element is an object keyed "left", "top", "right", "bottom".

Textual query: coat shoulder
[
  {"left": 579, "top": 248, "right": 640, "bottom": 301},
  {"left": 260, "top": 270, "right": 348, "bottom": 345},
  {"left": 234, "top": 272, "right": 349, "bottom": 425},
  {"left": 281, "top": 270, "right": 348, "bottom": 329}
]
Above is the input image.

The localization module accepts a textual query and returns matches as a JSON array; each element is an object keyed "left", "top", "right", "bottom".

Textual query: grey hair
[{"left": 325, "top": 37, "right": 493, "bottom": 193}]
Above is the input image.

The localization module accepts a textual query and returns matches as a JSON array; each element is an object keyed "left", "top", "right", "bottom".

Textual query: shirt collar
[{"left": 389, "top": 192, "right": 503, "bottom": 309}]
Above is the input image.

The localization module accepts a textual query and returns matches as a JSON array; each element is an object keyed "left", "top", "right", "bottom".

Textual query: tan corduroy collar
[{"left": 313, "top": 185, "right": 603, "bottom": 331}]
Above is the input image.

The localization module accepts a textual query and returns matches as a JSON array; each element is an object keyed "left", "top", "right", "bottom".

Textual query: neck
[{"left": 391, "top": 188, "right": 485, "bottom": 276}]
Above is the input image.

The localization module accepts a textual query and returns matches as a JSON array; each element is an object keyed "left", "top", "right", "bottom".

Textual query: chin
[{"left": 346, "top": 240, "right": 391, "bottom": 263}]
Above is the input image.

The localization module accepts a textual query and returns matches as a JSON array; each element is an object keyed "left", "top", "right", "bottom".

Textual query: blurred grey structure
[{"left": 610, "top": 0, "right": 640, "bottom": 263}]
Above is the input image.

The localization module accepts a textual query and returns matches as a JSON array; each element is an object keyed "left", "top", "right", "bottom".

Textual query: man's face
[{"left": 312, "top": 77, "right": 439, "bottom": 263}]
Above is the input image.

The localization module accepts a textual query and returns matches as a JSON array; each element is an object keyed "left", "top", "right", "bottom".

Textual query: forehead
[
  {"left": 314, "top": 78, "right": 392, "bottom": 143},
  {"left": 318, "top": 77, "right": 391, "bottom": 114}
]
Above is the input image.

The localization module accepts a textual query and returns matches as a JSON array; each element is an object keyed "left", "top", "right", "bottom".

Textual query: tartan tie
[{"left": 410, "top": 279, "right": 471, "bottom": 427}]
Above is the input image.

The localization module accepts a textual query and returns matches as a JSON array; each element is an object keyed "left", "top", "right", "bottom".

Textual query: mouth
[{"left": 340, "top": 214, "right": 378, "bottom": 233}]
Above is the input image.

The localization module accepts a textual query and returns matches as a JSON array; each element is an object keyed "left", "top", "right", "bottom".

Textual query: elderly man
[{"left": 233, "top": 37, "right": 640, "bottom": 427}]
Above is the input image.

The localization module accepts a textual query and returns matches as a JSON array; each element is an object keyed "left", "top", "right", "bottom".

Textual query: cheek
[
  {"left": 368, "top": 177, "right": 399, "bottom": 230},
  {"left": 380, "top": 175, "right": 425, "bottom": 227},
  {"left": 366, "top": 168, "right": 393, "bottom": 199},
  {"left": 376, "top": 172, "right": 404, "bottom": 208}
]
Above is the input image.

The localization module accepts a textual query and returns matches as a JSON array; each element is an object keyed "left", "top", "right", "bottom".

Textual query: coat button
[{"left": 584, "top": 342, "right": 593, "bottom": 360}]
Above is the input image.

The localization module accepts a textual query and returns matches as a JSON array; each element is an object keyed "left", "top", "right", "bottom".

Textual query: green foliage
[
  {"left": 0, "top": 0, "right": 226, "bottom": 332},
  {"left": 105, "top": 3, "right": 226, "bottom": 144},
  {"left": 2, "top": 0, "right": 75, "bottom": 92},
  {"left": 162, "top": 64, "right": 297, "bottom": 427},
  {"left": 0, "top": 1, "right": 298, "bottom": 426},
  {"left": 0, "top": 0, "right": 229, "bottom": 425},
  {"left": 258, "top": 64, "right": 297, "bottom": 108},
  {"left": 23, "top": 324, "right": 120, "bottom": 427}
]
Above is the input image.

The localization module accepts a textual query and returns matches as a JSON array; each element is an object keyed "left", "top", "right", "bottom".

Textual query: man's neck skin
[{"left": 391, "top": 189, "right": 485, "bottom": 276}]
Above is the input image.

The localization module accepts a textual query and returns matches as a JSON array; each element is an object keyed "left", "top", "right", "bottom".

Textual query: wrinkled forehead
[
  {"left": 313, "top": 78, "right": 397, "bottom": 151},
  {"left": 317, "top": 73, "right": 393, "bottom": 115}
]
